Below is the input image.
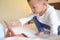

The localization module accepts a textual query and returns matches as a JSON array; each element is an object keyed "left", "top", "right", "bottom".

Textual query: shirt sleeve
[
  {"left": 19, "top": 13, "right": 35, "bottom": 25},
  {"left": 49, "top": 8, "right": 60, "bottom": 35}
]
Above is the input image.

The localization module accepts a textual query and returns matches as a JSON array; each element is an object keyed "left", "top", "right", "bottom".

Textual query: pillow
[{"left": 0, "top": 24, "right": 5, "bottom": 37}]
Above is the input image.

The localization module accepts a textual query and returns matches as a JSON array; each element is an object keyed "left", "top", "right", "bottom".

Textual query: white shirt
[{"left": 19, "top": 4, "right": 60, "bottom": 35}]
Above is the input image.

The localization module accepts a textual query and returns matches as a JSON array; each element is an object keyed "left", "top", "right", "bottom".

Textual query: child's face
[{"left": 28, "top": 0, "right": 47, "bottom": 14}]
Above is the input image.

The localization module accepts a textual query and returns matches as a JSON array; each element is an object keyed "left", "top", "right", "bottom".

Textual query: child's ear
[{"left": 43, "top": 1, "right": 47, "bottom": 6}]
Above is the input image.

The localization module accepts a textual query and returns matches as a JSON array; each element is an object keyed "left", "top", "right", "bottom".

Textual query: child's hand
[{"left": 10, "top": 20, "right": 19, "bottom": 26}]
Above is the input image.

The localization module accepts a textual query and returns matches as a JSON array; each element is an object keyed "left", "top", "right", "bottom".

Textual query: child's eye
[
  {"left": 33, "top": 7, "right": 35, "bottom": 9},
  {"left": 31, "top": 6, "right": 36, "bottom": 10}
]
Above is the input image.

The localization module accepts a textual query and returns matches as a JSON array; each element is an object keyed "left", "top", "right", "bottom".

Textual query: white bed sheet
[
  {"left": 0, "top": 35, "right": 60, "bottom": 40},
  {"left": 0, "top": 37, "right": 45, "bottom": 40}
]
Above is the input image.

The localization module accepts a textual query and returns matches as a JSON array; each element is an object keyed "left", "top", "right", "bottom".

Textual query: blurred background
[{"left": 0, "top": 0, "right": 60, "bottom": 22}]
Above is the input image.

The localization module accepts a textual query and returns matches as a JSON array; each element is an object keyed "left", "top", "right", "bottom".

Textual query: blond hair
[{"left": 27, "top": 0, "right": 48, "bottom": 2}]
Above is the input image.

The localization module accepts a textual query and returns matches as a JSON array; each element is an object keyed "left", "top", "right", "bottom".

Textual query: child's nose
[{"left": 32, "top": 10, "right": 36, "bottom": 13}]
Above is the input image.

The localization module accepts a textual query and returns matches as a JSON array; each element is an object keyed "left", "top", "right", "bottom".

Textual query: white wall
[{"left": 0, "top": 0, "right": 32, "bottom": 22}]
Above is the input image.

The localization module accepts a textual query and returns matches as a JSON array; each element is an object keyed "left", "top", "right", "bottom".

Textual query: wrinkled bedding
[
  {"left": 0, "top": 37, "right": 44, "bottom": 40},
  {"left": 3, "top": 23, "right": 60, "bottom": 40},
  {"left": 0, "top": 35, "right": 60, "bottom": 40}
]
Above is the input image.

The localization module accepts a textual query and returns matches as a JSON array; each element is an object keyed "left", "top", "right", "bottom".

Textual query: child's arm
[{"left": 10, "top": 13, "right": 35, "bottom": 25}]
